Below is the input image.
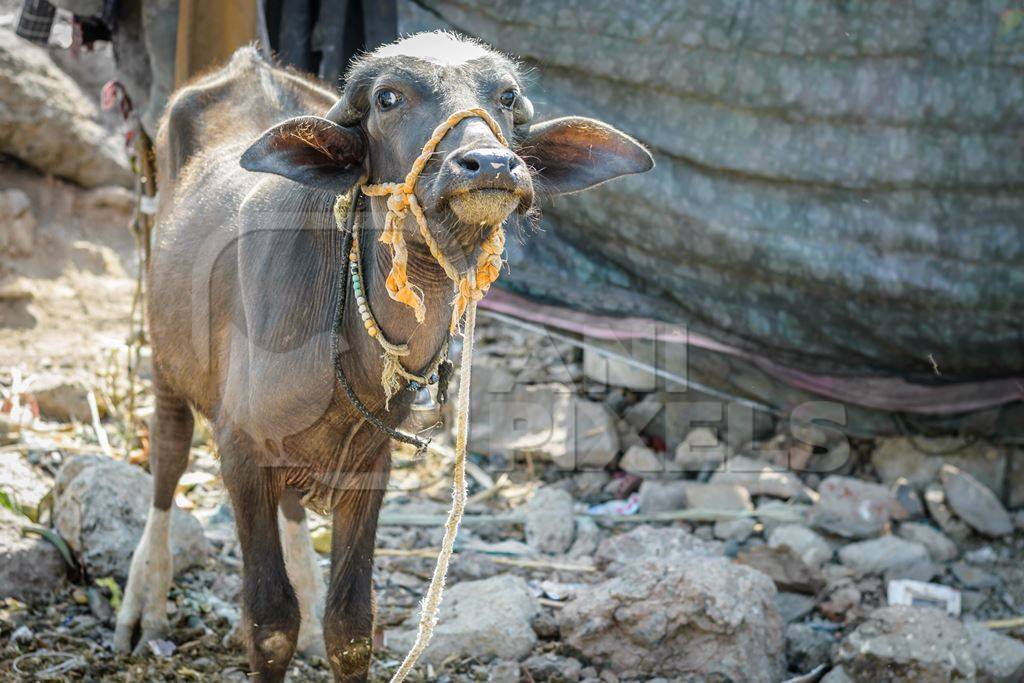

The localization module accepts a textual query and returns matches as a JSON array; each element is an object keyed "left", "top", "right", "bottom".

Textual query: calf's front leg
[
  {"left": 323, "top": 463, "right": 389, "bottom": 682},
  {"left": 222, "top": 448, "right": 300, "bottom": 682}
]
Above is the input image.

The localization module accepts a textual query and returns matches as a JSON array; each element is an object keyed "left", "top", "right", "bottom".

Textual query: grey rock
[
  {"left": 619, "top": 444, "right": 677, "bottom": 479},
  {"left": 0, "top": 452, "right": 52, "bottom": 513},
  {"left": 559, "top": 555, "right": 785, "bottom": 681},
  {"left": 389, "top": 574, "right": 539, "bottom": 665},
  {"left": 820, "top": 666, "right": 854, "bottom": 683},
  {"left": 951, "top": 561, "right": 1001, "bottom": 590},
  {"left": 890, "top": 478, "right": 926, "bottom": 520},
  {"left": 523, "top": 653, "right": 583, "bottom": 682},
  {"left": 673, "top": 427, "right": 727, "bottom": 474},
  {"left": 556, "top": 398, "right": 620, "bottom": 471},
  {"left": 53, "top": 455, "right": 208, "bottom": 580},
  {"left": 786, "top": 623, "right": 834, "bottom": 674},
  {"left": 468, "top": 367, "right": 617, "bottom": 470},
  {"left": 0, "top": 189, "right": 35, "bottom": 257},
  {"left": 758, "top": 499, "right": 808, "bottom": 537},
  {"left": 487, "top": 660, "right": 520, "bottom": 683},
  {"left": 897, "top": 522, "right": 958, "bottom": 562},
  {"left": 714, "top": 517, "right": 757, "bottom": 542},
  {"left": 768, "top": 524, "right": 833, "bottom": 567},
  {"left": 940, "top": 465, "right": 1013, "bottom": 537},
  {"left": 810, "top": 476, "right": 892, "bottom": 538},
  {"left": 834, "top": 606, "right": 975, "bottom": 682},
  {"left": 594, "top": 525, "right": 722, "bottom": 576},
  {"left": 923, "top": 483, "right": 972, "bottom": 542},
  {"left": 683, "top": 482, "right": 753, "bottom": 514},
  {"left": 710, "top": 455, "right": 805, "bottom": 499},
  {"left": 837, "top": 536, "right": 935, "bottom": 580},
  {"left": 965, "top": 621, "right": 1024, "bottom": 683},
  {"left": 775, "top": 591, "right": 816, "bottom": 623},
  {"left": 636, "top": 478, "right": 687, "bottom": 514},
  {"left": 524, "top": 487, "right": 576, "bottom": 554},
  {"left": 30, "top": 374, "right": 93, "bottom": 422},
  {"left": 872, "top": 437, "right": 1006, "bottom": 497},
  {"left": 0, "top": 29, "right": 131, "bottom": 187},
  {"left": 0, "top": 506, "right": 66, "bottom": 603},
  {"left": 568, "top": 516, "right": 600, "bottom": 558},
  {"left": 736, "top": 544, "right": 824, "bottom": 594}
]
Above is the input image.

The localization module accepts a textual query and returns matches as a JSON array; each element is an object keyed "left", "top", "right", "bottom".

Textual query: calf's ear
[
  {"left": 516, "top": 116, "right": 654, "bottom": 195},
  {"left": 240, "top": 116, "right": 365, "bottom": 194}
]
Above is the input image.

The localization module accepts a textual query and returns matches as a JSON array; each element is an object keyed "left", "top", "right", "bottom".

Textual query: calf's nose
[{"left": 453, "top": 148, "right": 521, "bottom": 178}]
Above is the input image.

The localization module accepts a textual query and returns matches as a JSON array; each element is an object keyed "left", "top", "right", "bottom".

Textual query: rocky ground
[{"left": 2, "top": 17, "right": 1024, "bottom": 683}]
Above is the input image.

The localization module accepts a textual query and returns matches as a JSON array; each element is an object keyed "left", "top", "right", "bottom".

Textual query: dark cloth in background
[{"left": 260, "top": 0, "right": 396, "bottom": 89}]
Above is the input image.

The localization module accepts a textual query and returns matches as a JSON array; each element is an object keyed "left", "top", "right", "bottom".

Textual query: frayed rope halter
[{"left": 332, "top": 107, "right": 509, "bottom": 683}]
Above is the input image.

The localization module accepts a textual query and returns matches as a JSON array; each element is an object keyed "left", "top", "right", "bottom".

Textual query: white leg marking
[
  {"left": 114, "top": 507, "right": 173, "bottom": 655},
  {"left": 280, "top": 510, "right": 326, "bottom": 658}
]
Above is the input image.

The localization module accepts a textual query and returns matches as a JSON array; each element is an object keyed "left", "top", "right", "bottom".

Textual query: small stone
[
  {"left": 897, "top": 522, "right": 958, "bottom": 562},
  {"left": 530, "top": 610, "right": 560, "bottom": 639},
  {"left": 388, "top": 574, "right": 539, "bottom": 665},
  {"left": 818, "top": 581, "right": 862, "bottom": 623},
  {"left": 965, "top": 621, "right": 1024, "bottom": 683},
  {"left": 568, "top": 516, "right": 600, "bottom": 558},
  {"left": 30, "top": 374, "right": 93, "bottom": 422},
  {"left": 710, "top": 455, "right": 805, "bottom": 499},
  {"left": 714, "top": 517, "right": 757, "bottom": 542},
  {"left": 619, "top": 444, "right": 677, "bottom": 479},
  {"left": 594, "top": 525, "right": 722, "bottom": 576},
  {"left": 524, "top": 487, "right": 576, "bottom": 555},
  {"left": 786, "top": 622, "right": 834, "bottom": 673},
  {"left": 810, "top": 476, "right": 893, "bottom": 538},
  {"left": 923, "top": 484, "right": 972, "bottom": 542},
  {"left": 820, "top": 666, "right": 854, "bottom": 683},
  {"left": 837, "top": 536, "right": 935, "bottom": 580},
  {"left": 674, "top": 427, "right": 727, "bottom": 474},
  {"left": 768, "top": 525, "right": 833, "bottom": 567},
  {"left": 0, "top": 507, "right": 66, "bottom": 603},
  {"left": 487, "top": 660, "right": 520, "bottom": 683},
  {"left": 834, "top": 606, "right": 975, "bottom": 681},
  {"left": 940, "top": 465, "right": 1013, "bottom": 537},
  {"left": 683, "top": 482, "right": 753, "bottom": 514},
  {"left": 775, "top": 591, "right": 816, "bottom": 622},
  {"left": 950, "top": 561, "right": 1001, "bottom": 590},
  {"left": 0, "top": 452, "right": 52, "bottom": 513},
  {"left": 523, "top": 653, "right": 583, "bottom": 682},
  {"left": 890, "top": 478, "right": 926, "bottom": 520},
  {"left": 637, "top": 479, "right": 688, "bottom": 513},
  {"left": 736, "top": 544, "right": 824, "bottom": 594},
  {"left": 0, "top": 189, "right": 36, "bottom": 257}
]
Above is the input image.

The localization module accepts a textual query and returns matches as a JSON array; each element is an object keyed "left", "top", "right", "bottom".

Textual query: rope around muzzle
[
  {"left": 336, "top": 108, "right": 511, "bottom": 682},
  {"left": 361, "top": 106, "right": 507, "bottom": 335}
]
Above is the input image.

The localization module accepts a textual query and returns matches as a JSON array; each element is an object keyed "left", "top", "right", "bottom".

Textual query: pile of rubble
[{"left": 3, "top": 319, "right": 1023, "bottom": 682}]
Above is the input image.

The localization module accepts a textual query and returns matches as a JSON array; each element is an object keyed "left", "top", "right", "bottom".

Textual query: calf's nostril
[{"left": 458, "top": 157, "right": 481, "bottom": 173}]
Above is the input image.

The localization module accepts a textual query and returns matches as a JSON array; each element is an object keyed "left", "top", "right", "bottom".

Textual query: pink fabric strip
[{"left": 481, "top": 289, "right": 1024, "bottom": 415}]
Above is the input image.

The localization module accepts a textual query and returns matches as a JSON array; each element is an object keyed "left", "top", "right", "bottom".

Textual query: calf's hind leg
[
  {"left": 114, "top": 374, "right": 194, "bottom": 654},
  {"left": 280, "top": 488, "right": 326, "bottom": 658}
]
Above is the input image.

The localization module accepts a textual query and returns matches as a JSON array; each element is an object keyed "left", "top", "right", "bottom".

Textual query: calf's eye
[
  {"left": 499, "top": 89, "right": 517, "bottom": 109},
  {"left": 376, "top": 89, "right": 401, "bottom": 110}
]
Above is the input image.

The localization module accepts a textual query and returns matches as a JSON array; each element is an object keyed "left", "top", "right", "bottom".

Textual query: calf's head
[{"left": 242, "top": 31, "right": 652, "bottom": 261}]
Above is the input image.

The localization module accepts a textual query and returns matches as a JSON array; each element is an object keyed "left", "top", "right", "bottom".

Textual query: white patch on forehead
[{"left": 374, "top": 32, "right": 493, "bottom": 66}]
